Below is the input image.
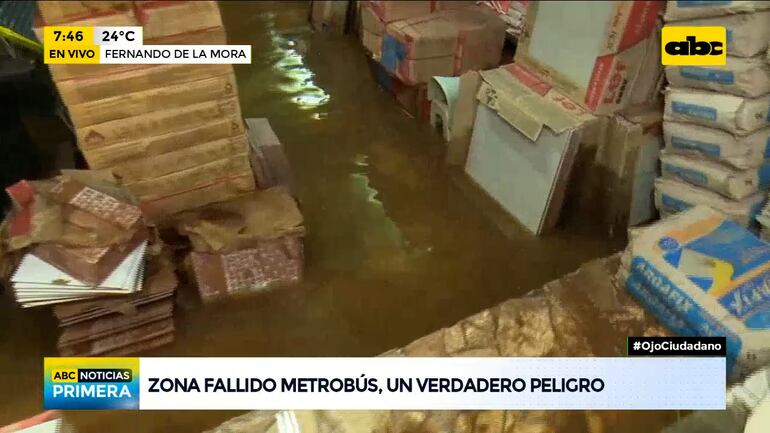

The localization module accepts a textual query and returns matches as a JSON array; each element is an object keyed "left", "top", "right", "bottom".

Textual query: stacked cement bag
[
  {"left": 659, "top": 1, "right": 770, "bottom": 228},
  {"left": 619, "top": 205, "right": 770, "bottom": 380}
]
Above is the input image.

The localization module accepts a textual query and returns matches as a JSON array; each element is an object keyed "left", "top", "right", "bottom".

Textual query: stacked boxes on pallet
[
  {"left": 36, "top": 1, "right": 255, "bottom": 223},
  {"left": 659, "top": 0, "right": 770, "bottom": 229}
]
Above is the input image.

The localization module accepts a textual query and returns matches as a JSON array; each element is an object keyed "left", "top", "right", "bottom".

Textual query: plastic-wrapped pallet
[
  {"left": 660, "top": 152, "right": 770, "bottom": 200},
  {"left": 622, "top": 205, "right": 770, "bottom": 379},
  {"left": 654, "top": 177, "right": 765, "bottom": 227}
]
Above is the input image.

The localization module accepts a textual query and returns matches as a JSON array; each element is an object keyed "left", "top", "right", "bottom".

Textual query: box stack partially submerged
[
  {"left": 1, "top": 170, "right": 178, "bottom": 356},
  {"left": 659, "top": 0, "right": 770, "bottom": 228},
  {"left": 181, "top": 119, "right": 306, "bottom": 303},
  {"left": 359, "top": 1, "right": 506, "bottom": 121},
  {"left": 36, "top": 1, "right": 255, "bottom": 223},
  {"left": 461, "top": 1, "right": 665, "bottom": 236}
]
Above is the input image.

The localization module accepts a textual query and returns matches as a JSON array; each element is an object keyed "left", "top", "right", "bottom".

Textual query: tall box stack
[
  {"left": 462, "top": 1, "right": 665, "bottom": 236},
  {"left": 659, "top": 0, "right": 770, "bottom": 229},
  {"left": 36, "top": 1, "right": 255, "bottom": 223}
]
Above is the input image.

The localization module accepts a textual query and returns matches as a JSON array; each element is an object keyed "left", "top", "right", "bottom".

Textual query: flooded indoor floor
[{"left": 0, "top": 3, "right": 621, "bottom": 432}]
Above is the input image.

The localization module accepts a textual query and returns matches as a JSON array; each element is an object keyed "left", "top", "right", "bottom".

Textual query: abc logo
[
  {"left": 665, "top": 36, "right": 723, "bottom": 56},
  {"left": 661, "top": 26, "right": 726, "bottom": 66}
]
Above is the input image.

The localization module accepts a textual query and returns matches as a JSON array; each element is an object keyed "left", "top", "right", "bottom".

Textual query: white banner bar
[
  {"left": 99, "top": 45, "right": 252, "bottom": 64},
  {"left": 138, "top": 357, "right": 726, "bottom": 410}
]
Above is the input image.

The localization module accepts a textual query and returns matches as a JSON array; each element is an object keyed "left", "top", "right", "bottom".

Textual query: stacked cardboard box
[
  {"left": 36, "top": 1, "right": 255, "bottom": 223},
  {"left": 360, "top": 1, "right": 505, "bottom": 122},
  {"left": 659, "top": 1, "right": 770, "bottom": 229},
  {"left": 459, "top": 1, "right": 665, "bottom": 236},
  {"left": 181, "top": 119, "right": 306, "bottom": 303},
  {"left": 2, "top": 171, "right": 178, "bottom": 356}
]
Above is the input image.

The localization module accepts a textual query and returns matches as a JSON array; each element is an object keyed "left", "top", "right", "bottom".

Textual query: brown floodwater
[{"left": 0, "top": 2, "right": 624, "bottom": 432}]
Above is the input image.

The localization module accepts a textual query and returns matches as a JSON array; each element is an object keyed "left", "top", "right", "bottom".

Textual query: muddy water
[{"left": 0, "top": 3, "right": 621, "bottom": 432}]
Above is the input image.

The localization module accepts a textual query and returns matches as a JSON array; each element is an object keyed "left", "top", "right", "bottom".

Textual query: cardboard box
[
  {"left": 138, "top": 175, "right": 256, "bottom": 222},
  {"left": 464, "top": 63, "right": 595, "bottom": 235},
  {"left": 135, "top": 1, "right": 222, "bottom": 40},
  {"left": 382, "top": 8, "right": 505, "bottom": 84},
  {"left": 245, "top": 118, "right": 295, "bottom": 192},
  {"left": 368, "top": 1, "right": 437, "bottom": 22},
  {"left": 664, "top": 0, "right": 770, "bottom": 22},
  {"left": 56, "top": 64, "right": 233, "bottom": 106},
  {"left": 113, "top": 134, "right": 249, "bottom": 182},
  {"left": 361, "top": 3, "right": 385, "bottom": 35},
  {"left": 311, "top": 0, "right": 351, "bottom": 34},
  {"left": 362, "top": 29, "right": 382, "bottom": 58},
  {"left": 76, "top": 97, "right": 241, "bottom": 149},
  {"left": 125, "top": 153, "right": 252, "bottom": 201},
  {"left": 83, "top": 117, "right": 244, "bottom": 169},
  {"left": 37, "top": 1, "right": 132, "bottom": 25},
  {"left": 47, "top": 26, "right": 227, "bottom": 82},
  {"left": 516, "top": 1, "right": 664, "bottom": 114},
  {"left": 190, "top": 236, "right": 304, "bottom": 303},
  {"left": 672, "top": 11, "right": 770, "bottom": 58},
  {"left": 68, "top": 73, "right": 239, "bottom": 128},
  {"left": 588, "top": 108, "right": 663, "bottom": 231}
]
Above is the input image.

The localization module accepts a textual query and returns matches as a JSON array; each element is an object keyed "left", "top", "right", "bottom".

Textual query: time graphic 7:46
[{"left": 53, "top": 30, "right": 83, "bottom": 42}]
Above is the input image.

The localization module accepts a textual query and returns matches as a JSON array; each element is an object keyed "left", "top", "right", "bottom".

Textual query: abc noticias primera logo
[
  {"left": 661, "top": 26, "right": 726, "bottom": 66},
  {"left": 44, "top": 357, "right": 140, "bottom": 409}
]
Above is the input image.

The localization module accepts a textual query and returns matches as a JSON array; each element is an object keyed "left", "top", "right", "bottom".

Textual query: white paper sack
[
  {"left": 660, "top": 152, "right": 770, "bottom": 200},
  {"left": 670, "top": 12, "right": 770, "bottom": 58},
  {"left": 626, "top": 206, "right": 770, "bottom": 377},
  {"left": 665, "top": 0, "right": 770, "bottom": 22},
  {"left": 664, "top": 121, "right": 770, "bottom": 170},
  {"left": 654, "top": 177, "right": 764, "bottom": 227},
  {"left": 666, "top": 56, "right": 770, "bottom": 97},
  {"left": 664, "top": 87, "right": 770, "bottom": 135}
]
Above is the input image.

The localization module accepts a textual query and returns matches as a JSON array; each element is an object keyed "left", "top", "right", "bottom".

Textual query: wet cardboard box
[
  {"left": 465, "top": 63, "right": 595, "bottom": 235},
  {"left": 75, "top": 97, "right": 242, "bottom": 149},
  {"left": 135, "top": 1, "right": 222, "bottom": 40},
  {"left": 65, "top": 71, "right": 238, "bottom": 128},
  {"left": 83, "top": 117, "right": 245, "bottom": 170},
  {"left": 381, "top": 7, "right": 506, "bottom": 85},
  {"left": 516, "top": 1, "right": 664, "bottom": 114},
  {"left": 190, "top": 236, "right": 304, "bottom": 303}
]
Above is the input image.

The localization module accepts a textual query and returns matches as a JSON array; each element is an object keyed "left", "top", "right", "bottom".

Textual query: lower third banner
[{"left": 43, "top": 357, "right": 726, "bottom": 410}]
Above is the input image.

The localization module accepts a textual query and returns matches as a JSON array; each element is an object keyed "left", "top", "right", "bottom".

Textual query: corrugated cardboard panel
[
  {"left": 83, "top": 117, "right": 243, "bottom": 169},
  {"left": 465, "top": 104, "right": 580, "bottom": 235},
  {"left": 56, "top": 64, "right": 233, "bottom": 106},
  {"left": 76, "top": 97, "right": 241, "bottom": 149},
  {"left": 68, "top": 73, "right": 239, "bottom": 128}
]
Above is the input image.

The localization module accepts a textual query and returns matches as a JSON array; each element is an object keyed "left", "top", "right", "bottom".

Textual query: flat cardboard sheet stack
[
  {"left": 660, "top": 0, "right": 770, "bottom": 229},
  {"left": 1, "top": 171, "right": 178, "bottom": 356},
  {"left": 36, "top": 1, "right": 255, "bottom": 223},
  {"left": 181, "top": 119, "right": 305, "bottom": 303}
]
